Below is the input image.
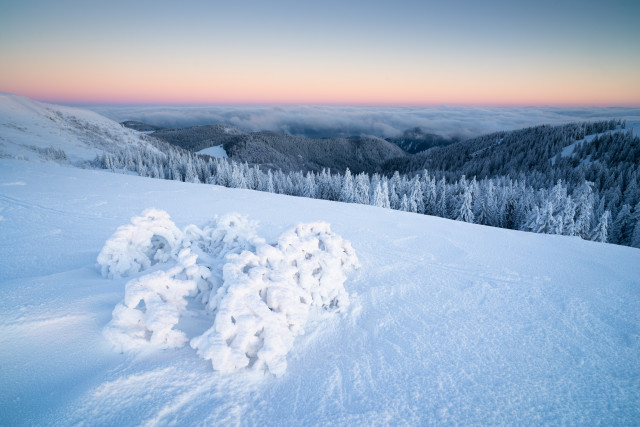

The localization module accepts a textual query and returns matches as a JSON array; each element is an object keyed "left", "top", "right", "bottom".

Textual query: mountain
[
  {"left": 0, "top": 158, "right": 638, "bottom": 425},
  {"left": 0, "top": 93, "right": 161, "bottom": 163},
  {"left": 151, "top": 124, "right": 407, "bottom": 173},
  {"left": 222, "top": 132, "right": 407, "bottom": 173},
  {"left": 1, "top": 94, "right": 638, "bottom": 423},
  {"left": 121, "top": 120, "right": 165, "bottom": 132},
  {"left": 3, "top": 94, "right": 637, "bottom": 248},
  {"left": 385, "top": 126, "right": 460, "bottom": 153},
  {"left": 151, "top": 123, "right": 245, "bottom": 152}
]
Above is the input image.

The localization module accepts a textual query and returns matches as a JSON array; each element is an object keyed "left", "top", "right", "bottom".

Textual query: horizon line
[{"left": 9, "top": 93, "right": 638, "bottom": 109}]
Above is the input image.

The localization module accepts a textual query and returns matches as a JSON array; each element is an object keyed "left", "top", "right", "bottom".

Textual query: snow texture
[{"left": 100, "top": 209, "right": 359, "bottom": 376}]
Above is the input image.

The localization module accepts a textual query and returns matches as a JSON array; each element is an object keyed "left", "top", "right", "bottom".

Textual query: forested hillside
[
  {"left": 151, "top": 124, "right": 245, "bottom": 152},
  {"left": 152, "top": 125, "right": 407, "bottom": 173},
  {"left": 93, "top": 119, "right": 640, "bottom": 247},
  {"left": 384, "top": 127, "right": 460, "bottom": 153}
]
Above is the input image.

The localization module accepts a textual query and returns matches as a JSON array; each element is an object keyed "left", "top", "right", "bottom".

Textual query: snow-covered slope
[
  {"left": 0, "top": 93, "right": 159, "bottom": 163},
  {"left": 1, "top": 158, "right": 638, "bottom": 425}
]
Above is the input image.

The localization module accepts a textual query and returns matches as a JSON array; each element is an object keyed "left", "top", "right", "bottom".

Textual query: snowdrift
[{"left": 100, "top": 209, "right": 359, "bottom": 376}]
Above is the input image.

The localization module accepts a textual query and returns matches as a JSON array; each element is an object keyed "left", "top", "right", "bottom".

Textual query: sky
[{"left": 0, "top": 0, "right": 639, "bottom": 106}]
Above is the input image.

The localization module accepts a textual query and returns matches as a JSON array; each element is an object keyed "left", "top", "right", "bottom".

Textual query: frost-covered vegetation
[
  {"left": 100, "top": 209, "right": 359, "bottom": 376},
  {"left": 94, "top": 120, "right": 640, "bottom": 247}
]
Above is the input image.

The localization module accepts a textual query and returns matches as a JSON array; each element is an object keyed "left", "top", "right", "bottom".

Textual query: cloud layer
[{"left": 90, "top": 105, "right": 640, "bottom": 140}]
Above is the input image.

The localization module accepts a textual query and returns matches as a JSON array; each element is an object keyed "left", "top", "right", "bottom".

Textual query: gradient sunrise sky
[{"left": 1, "top": 0, "right": 639, "bottom": 106}]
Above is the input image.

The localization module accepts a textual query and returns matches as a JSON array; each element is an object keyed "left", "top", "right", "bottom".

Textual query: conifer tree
[
  {"left": 591, "top": 210, "right": 611, "bottom": 243},
  {"left": 339, "top": 169, "right": 355, "bottom": 203},
  {"left": 457, "top": 182, "right": 475, "bottom": 223}
]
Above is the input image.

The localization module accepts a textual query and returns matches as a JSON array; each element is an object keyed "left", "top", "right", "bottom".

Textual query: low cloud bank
[{"left": 90, "top": 104, "right": 640, "bottom": 140}]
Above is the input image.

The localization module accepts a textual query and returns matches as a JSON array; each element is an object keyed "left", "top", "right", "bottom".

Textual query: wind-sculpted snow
[{"left": 100, "top": 209, "right": 359, "bottom": 376}]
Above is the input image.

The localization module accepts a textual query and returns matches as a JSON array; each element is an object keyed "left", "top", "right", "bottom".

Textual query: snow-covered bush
[
  {"left": 183, "top": 213, "right": 265, "bottom": 311},
  {"left": 277, "top": 222, "right": 359, "bottom": 310},
  {"left": 103, "top": 249, "right": 200, "bottom": 352},
  {"left": 97, "top": 209, "right": 184, "bottom": 279},
  {"left": 101, "top": 210, "right": 359, "bottom": 376},
  {"left": 191, "top": 222, "right": 359, "bottom": 376}
]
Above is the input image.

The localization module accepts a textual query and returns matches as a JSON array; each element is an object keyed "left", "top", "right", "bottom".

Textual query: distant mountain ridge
[
  {"left": 146, "top": 123, "right": 407, "bottom": 173},
  {"left": 121, "top": 120, "right": 165, "bottom": 132},
  {"left": 384, "top": 127, "right": 461, "bottom": 154}
]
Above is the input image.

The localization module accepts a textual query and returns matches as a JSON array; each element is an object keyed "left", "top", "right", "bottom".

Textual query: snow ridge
[{"left": 100, "top": 209, "right": 359, "bottom": 376}]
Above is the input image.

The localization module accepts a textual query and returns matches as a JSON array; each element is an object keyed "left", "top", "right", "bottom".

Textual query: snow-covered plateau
[{"left": 0, "top": 94, "right": 638, "bottom": 425}]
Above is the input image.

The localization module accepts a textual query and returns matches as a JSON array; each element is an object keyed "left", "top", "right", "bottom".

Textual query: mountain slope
[
  {"left": 0, "top": 158, "right": 638, "bottom": 424},
  {"left": 151, "top": 123, "right": 245, "bottom": 152},
  {"left": 385, "top": 126, "right": 460, "bottom": 153},
  {"left": 0, "top": 93, "right": 161, "bottom": 163},
  {"left": 151, "top": 124, "right": 407, "bottom": 173},
  {"left": 224, "top": 132, "right": 407, "bottom": 173}
]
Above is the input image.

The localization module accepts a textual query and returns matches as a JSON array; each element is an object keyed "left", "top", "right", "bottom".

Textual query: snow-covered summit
[{"left": 0, "top": 93, "right": 160, "bottom": 163}]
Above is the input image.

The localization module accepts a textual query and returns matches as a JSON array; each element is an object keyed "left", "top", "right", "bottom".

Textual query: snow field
[
  {"left": 1, "top": 159, "right": 639, "bottom": 425},
  {"left": 99, "top": 209, "right": 359, "bottom": 375}
]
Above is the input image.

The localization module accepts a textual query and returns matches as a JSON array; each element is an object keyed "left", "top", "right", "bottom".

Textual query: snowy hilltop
[
  {"left": 0, "top": 93, "right": 160, "bottom": 163},
  {"left": 0, "top": 95, "right": 639, "bottom": 424}
]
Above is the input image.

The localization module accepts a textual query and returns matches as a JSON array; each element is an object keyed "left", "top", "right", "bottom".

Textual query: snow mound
[
  {"left": 101, "top": 210, "right": 359, "bottom": 376},
  {"left": 97, "top": 209, "right": 184, "bottom": 279},
  {"left": 192, "top": 222, "right": 360, "bottom": 376}
]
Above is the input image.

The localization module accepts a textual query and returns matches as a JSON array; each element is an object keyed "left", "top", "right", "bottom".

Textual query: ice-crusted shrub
[
  {"left": 97, "top": 209, "right": 184, "bottom": 278},
  {"left": 103, "top": 248, "right": 204, "bottom": 352},
  {"left": 183, "top": 213, "right": 265, "bottom": 311},
  {"left": 277, "top": 222, "right": 360, "bottom": 309},
  {"left": 101, "top": 210, "right": 359, "bottom": 376},
  {"left": 191, "top": 222, "right": 360, "bottom": 376}
]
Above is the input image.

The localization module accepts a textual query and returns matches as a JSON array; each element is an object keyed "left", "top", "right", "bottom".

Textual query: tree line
[{"left": 94, "top": 121, "right": 640, "bottom": 248}]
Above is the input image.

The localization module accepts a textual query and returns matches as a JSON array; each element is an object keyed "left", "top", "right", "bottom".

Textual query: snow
[
  {"left": 99, "top": 209, "right": 358, "bottom": 376},
  {"left": 196, "top": 144, "right": 228, "bottom": 158},
  {"left": 551, "top": 127, "right": 629, "bottom": 165},
  {"left": 625, "top": 119, "right": 640, "bottom": 138},
  {"left": 0, "top": 93, "right": 159, "bottom": 163},
  {"left": 1, "top": 157, "right": 639, "bottom": 425}
]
